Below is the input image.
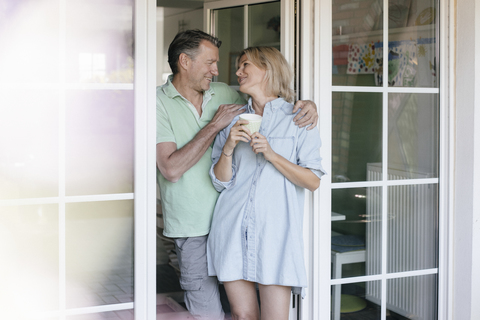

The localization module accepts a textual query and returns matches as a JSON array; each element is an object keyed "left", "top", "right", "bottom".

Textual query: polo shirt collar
[{"left": 162, "top": 74, "right": 216, "bottom": 99}]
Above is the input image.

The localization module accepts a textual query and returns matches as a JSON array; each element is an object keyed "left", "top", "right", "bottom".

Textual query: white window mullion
[
  {"left": 381, "top": 0, "right": 389, "bottom": 318},
  {"left": 59, "top": 0, "right": 67, "bottom": 318}
]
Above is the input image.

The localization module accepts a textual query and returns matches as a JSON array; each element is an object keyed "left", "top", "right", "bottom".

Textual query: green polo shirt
[{"left": 156, "top": 76, "right": 246, "bottom": 238}]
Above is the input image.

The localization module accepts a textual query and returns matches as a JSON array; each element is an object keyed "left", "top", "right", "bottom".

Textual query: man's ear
[{"left": 178, "top": 53, "right": 190, "bottom": 71}]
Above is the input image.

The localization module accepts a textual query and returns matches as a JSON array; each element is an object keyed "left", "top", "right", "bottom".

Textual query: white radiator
[{"left": 365, "top": 163, "right": 438, "bottom": 320}]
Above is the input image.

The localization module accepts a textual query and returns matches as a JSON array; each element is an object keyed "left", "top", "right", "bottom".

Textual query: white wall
[
  {"left": 454, "top": 0, "right": 480, "bottom": 319},
  {"left": 156, "top": 7, "right": 204, "bottom": 86}
]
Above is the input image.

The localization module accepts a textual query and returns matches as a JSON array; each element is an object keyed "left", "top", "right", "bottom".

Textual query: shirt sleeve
[
  {"left": 156, "top": 95, "right": 176, "bottom": 144},
  {"left": 296, "top": 126, "right": 327, "bottom": 177},
  {"left": 209, "top": 124, "right": 237, "bottom": 192}
]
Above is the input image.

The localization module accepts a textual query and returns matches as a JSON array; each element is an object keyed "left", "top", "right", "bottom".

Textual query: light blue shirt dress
[{"left": 207, "top": 97, "right": 326, "bottom": 295}]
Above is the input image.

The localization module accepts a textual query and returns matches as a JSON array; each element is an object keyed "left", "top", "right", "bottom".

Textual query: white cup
[{"left": 239, "top": 114, "right": 262, "bottom": 134}]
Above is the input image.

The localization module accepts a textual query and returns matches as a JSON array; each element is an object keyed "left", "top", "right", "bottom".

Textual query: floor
[
  {"left": 63, "top": 251, "right": 408, "bottom": 319},
  {"left": 338, "top": 284, "right": 410, "bottom": 320}
]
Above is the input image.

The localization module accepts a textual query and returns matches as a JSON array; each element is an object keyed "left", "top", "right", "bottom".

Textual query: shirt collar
[
  {"left": 162, "top": 74, "right": 216, "bottom": 99},
  {"left": 246, "top": 97, "right": 284, "bottom": 113}
]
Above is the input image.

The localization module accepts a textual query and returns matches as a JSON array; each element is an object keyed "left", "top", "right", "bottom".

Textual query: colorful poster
[
  {"left": 374, "top": 40, "right": 417, "bottom": 86},
  {"left": 347, "top": 42, "right": 376, "bottom": 74}
]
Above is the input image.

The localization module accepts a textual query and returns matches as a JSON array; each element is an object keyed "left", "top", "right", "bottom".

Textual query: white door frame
[{"left": 134, "top": 0, "right": 157, "bottom": 319}]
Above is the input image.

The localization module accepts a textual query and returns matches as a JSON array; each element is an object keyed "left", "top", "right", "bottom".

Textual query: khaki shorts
[{"left": 174, "top": 235, "right": 224, "bottom": 320}]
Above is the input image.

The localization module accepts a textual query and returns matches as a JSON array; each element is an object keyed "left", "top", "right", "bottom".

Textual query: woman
[{"left": 207, "top": 47, "right": 325, "bottom": 320}]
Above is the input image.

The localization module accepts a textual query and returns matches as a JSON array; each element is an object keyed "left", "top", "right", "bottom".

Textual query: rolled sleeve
[
  {"left": 210, "top": 121, "right": 240, "bottom": 192},
  {"left": 297, "top": 126, "right": 327, "bottom": 177},
  {"left": 209, "top": 163, "right": 237, "bottom": 192}
]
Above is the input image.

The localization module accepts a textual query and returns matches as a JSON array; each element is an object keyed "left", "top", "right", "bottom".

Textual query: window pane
[
  {"left": 332, "top": 187, "right": 382, "bottom": 279},
  {"left": 66, "top": 200, "right": 134, "bottom": 309},
  {"left": 387, "top": 274, "right": 438, "bottom": 319},
  {"left": 65, "top": 0, "right": 134, "bottom": 83},
  {"left": 0, "top": 204, "right": 59, "bottom": 316},
  {"left": 387, "top": 184, "right": 438, "bottom": 273},
  {"left": 0, "top": 88, "right": 59, "bottom": 199},
  {"left": 386, "top": 0, "right": 437, "bottom": 88},
  {"left": 65, "top": 90, "right": 134, "bottom": 196},
  {"left": 248, "top": 2, "right": 281, "bottom": 49},
  {"left": 332, "top": 0, "right": 383, "bottom": 86},
  {"left": 214, "top": 6, "right": 244, "bottom": 86},
  {"left": 332, "top": 92, "right": 382, "bottom": 183},
  {"left": 67, "top": 309, "right": 134, "bottom": 320},
  {"left": 0, "top": 0, "right": 60, "bottom": 83},
  {"left": 331, "top": 280, "right": 381, "bottom": 320},
  {"left": 388, "top": 93, "right": 438, "bottom": 179}
]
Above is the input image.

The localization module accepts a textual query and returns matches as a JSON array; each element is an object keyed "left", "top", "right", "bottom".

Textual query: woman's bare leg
[
  {"left": 257, "top": 284, "right": 291, "bottom": 320},
  {"left": 223, "top": 280, "right": 260, "bottom": 320}
]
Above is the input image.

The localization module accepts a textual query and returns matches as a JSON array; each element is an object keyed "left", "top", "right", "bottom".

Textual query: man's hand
[
  {"left": 292, "top": 100, "right": 318, "bottom": 130},
  {"left": 210, "top": 104, "right": 245, "bottom": 132},
  {"left": 156, "top": 103, "right": 244, "bottom": 183}
]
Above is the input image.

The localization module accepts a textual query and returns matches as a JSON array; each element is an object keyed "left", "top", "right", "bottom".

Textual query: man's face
[{"left": 187, "top": 40, "right": 220, "bottom": 92}]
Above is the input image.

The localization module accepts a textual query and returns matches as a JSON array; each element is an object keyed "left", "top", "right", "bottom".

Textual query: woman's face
[{"left": 236, "top": 54, "right": 267, "bottom": 95}]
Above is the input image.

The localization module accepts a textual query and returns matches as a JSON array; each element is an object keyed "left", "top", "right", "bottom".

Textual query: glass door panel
[
  {"left": 212, "top": 1, "right": 281, "bottom": 87},
  {"left": 331, "top": 280, "right": 381, "bottom": 320},
  {"left": 332, "top": 0, "right": 438, "bottom": 88},
  {"left": 65, "top": 0, "right": 134, "bottom": 84},
  {"left": 329, "top": 0, "right": 440, "bottom": 319},
  {"left": 248, "top": 2, "right": 281, "bottom": 49},
  {"left": 67, "top": 310, "right": 134, "bottom": 320},
  {"left": 387, "top": 184, "right": 438, "bottom": 273},
  {"left": 214, "top": 6, "right": 244, "bottom": 86},
  {"left": 386, "top": 0, "right": 437, "bottom": 88},
  {"left": 332, "top": 0, "right": 383, "bottom": 86},
  {"left": 332, "top": 187, "right": 382, "bottom": 279},
  {"left": 0, "top": 88, "right": 59, "bottom": 199},
  {"left": 387, "top": 274, "right": 438, "bottom": 319},
  {"left": 388, "top": 93, "right": 439, "bottom": 179},
  {"left": 332, "top": 92, "right": 382, "bottom": 183},
  {"left": 0, "top": 204, "right": 59, "bottom": 314},
  {"left": 65, "top": 200, "right": 134, "bottom": 309},
  {"left": 65, "top": 90, "right": 134, "bottom": 196},
  {"left": 0, "top": 0, "right": 60, "bottom": 83},
  {"left": 0, "top": 0, "right": 137, "bottom": 318}
]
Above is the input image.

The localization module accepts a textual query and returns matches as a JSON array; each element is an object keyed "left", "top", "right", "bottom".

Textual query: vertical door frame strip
[
  {"left": 311, "top": 0, "right": 332, "bottom": 319},
  {"left": 134, "top": 0, "right": 157, "bottom": 319},
  {"left": 439, "top": 0, "right": 455, "bottom": 319}
]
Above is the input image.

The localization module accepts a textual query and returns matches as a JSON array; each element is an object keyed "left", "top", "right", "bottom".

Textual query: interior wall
[{"left": 156, "top": 7, "right": 203, "bottom": 86}]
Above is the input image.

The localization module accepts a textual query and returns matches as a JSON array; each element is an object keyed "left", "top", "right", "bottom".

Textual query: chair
[{"left": 331, "top": 234, "right": 366, "bottom": 320}]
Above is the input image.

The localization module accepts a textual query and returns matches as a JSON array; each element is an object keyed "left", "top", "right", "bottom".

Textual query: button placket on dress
[{"left": 242, "top": 105, "right": 273, "bottom": 281}]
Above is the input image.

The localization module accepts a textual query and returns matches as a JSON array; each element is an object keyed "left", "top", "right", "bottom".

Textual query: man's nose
[{"left": 211, "top": 63, "right": 219, "bottom": 76}]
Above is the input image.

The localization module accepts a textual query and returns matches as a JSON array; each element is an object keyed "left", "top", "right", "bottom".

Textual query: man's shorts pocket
[{"left": 179, "top": 274, "right": 203, "bottom": 291}]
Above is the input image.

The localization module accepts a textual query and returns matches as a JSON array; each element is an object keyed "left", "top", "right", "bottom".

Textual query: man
[{"left": 156, "top": 29, "right": 318, "bottom": 320}]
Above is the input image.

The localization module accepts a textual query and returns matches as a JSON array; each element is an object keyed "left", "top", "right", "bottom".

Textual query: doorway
[{"left": 154, "top": 1, "right": 293, "bottom": 318}]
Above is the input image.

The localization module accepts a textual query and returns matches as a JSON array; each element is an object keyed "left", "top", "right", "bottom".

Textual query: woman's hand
[
  {"left": 223, "top": 119, "right": 252, "bottom": 154},
  {"left": 250, "top": 132, "right": 277, "bottom": 162}
]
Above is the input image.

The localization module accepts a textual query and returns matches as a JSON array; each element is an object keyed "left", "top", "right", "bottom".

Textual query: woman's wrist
[{"left": 222, "top": 148, "right": 234, "bottom": 157}]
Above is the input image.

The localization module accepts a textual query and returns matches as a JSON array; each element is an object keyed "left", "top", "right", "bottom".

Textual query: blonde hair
[{"left": 236, "top": 46, "right": 295, "bottom": 103}]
